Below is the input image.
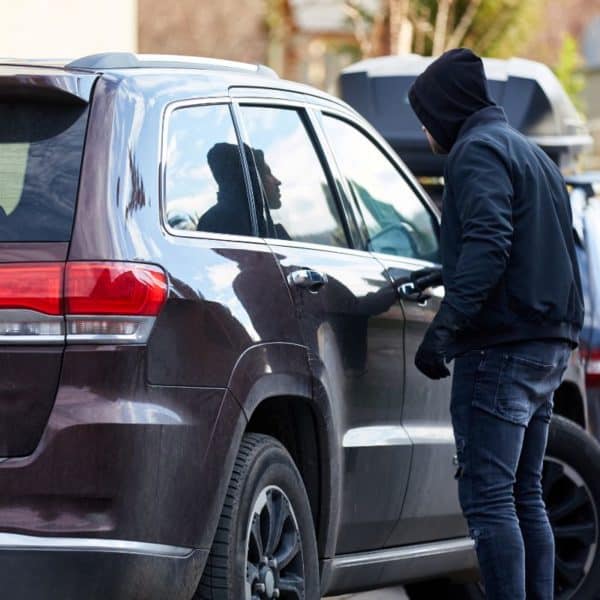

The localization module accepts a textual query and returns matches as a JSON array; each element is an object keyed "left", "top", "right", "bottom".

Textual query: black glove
[
  {"left": 415, "top": 304, "right": 464, "bottom": 380},
  {"left": 410, "top": 266, "right": 443, "bottom": 290}
]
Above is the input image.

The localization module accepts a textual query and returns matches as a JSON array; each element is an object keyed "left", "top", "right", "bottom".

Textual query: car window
[
  {"left": 0, "top": 101, "right": 88, "bottom": 242},
  {"left": 164, "top": 103, "right": 253, "bottom": 237},
  {"left": 321, "top": 114, "right": 440, "bottom": 262},
  {"left": 239, "top": 105, "right": 349, "bottom": 248}
]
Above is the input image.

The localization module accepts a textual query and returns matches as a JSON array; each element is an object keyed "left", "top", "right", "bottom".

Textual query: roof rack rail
[{"left": 66, "top": 52, "right": 278, "bottom": 78}]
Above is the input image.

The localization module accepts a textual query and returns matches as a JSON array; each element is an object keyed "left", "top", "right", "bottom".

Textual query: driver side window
[{"left": 321, "top": 114, "right": 440, "bottom": 262}]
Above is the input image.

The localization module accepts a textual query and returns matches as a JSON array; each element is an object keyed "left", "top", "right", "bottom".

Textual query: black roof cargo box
[{"left": 340, "top": 55, "right": 592, "bottom": 176}]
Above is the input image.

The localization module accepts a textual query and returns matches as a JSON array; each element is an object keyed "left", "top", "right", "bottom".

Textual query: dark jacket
[{"left": 409, "top": 49, "right": 583, "bottom": 357}]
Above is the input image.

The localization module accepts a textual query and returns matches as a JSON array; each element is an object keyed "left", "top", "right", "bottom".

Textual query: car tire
[
  {"left": 407, "top": 415, "right": 600, "bottom": 600},
  {"left": 544, "top": 416, "right": 600, "bottom": 599},
  {"left": 195, "top": 432, "right": 320, "bottom": 600}
]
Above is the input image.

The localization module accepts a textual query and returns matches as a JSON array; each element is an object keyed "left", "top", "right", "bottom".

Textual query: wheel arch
[{"left": 226, "top": 342, "right": 342, "bottom": 562}]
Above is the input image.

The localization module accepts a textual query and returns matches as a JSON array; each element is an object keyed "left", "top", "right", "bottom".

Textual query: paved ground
[{"left": 325, "top": 586, "right": 409, "bottom": 599}]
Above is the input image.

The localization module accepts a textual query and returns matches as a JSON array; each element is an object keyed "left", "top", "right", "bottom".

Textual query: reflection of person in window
[
  {"left": 252, "top": 148, "right": 290, "bottom": 240},
  {"left": 197, "top": 142, "right": 252, "bottom": 237}
]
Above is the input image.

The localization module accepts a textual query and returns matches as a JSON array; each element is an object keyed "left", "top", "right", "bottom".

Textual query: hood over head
[{"left": 408, "top": 48, "right": 495, "bottom": 152}]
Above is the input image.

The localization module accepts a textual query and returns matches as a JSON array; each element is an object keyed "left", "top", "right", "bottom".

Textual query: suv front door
[
  {"left": 234, "top": 97, "right": 410, "bottom": 554},
  {"left": 319, "top": 111, "right": 468, "bottom": 545}
]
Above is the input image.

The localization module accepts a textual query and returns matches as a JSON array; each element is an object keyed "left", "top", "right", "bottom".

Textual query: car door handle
[
  {"left": 287, "top": 269, "right": 328, "bottom": 292},
  {"left": 398, "top": 281, "right": 430, "bottom": 306}
]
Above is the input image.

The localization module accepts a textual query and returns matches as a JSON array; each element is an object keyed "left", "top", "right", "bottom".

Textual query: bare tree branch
[
  {"left": 389, "top": 0, "right": 411, "bottom": 54},
  {"left": 432, "top": 0, "right": 453, "bottom": 55},
  {"left": 475, "top": 4, "right": 515, "bottom": 53},
  {"left": 344, "top": 0, "right": 373, "bottom": 56},
  {"left": 445, "top": 0, "right": 482, "bottom": 50}
]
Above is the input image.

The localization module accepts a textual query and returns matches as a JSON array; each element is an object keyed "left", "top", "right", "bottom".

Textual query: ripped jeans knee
[{"left": 453, "top": 436, "right": 466, "bottom": 480}]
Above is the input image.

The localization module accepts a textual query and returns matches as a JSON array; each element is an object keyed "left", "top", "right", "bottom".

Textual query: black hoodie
[
  {"left": 408, "top": 48, "right": 495, "bottom": 151},
  {"left": 409, "top": 49, "right": 583, "bottom": 357}
]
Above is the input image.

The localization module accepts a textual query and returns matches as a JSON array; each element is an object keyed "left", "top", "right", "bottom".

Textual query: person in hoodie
[{"left": 408, "top": 48, "right": 583, "bottom": 599}]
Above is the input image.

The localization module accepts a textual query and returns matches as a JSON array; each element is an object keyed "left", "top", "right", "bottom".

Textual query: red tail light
[
  {"left": 0, "top": 263, "right": 64, "bottom": 315},
  {"left": 0, "top": 261, "right": 167, "bottom": 344},
  {"left": 582, "top": 349, "right": 600, "bottom": 388},
  {"left": 65, "top": 262, "right": 167, "bottom": 316}
]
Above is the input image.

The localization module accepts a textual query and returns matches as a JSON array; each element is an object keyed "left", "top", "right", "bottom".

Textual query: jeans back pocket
[{"left": 473, "top": 349, "right": 559, "bottom": 426}]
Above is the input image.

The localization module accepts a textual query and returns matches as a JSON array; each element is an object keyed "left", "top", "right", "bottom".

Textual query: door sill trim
[
  {"left": 333, "top": 537, "right": 474, "bottom": 567},
  {"left": 323, "top": 537, "right": 477, "bottom": 596},
  {"left": 0, "top": 532, "right": 194, "bottom": 558}
]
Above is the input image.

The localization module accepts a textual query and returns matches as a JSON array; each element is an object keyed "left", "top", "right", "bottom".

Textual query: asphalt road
[{"left": 325, "top": 586, "right": 409, "bottom": 599}]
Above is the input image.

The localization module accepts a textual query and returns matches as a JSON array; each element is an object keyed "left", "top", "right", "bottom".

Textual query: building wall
[
  {"left": 138, "top": 0, "right": 268, "bottom": 64},
  {"left": 0, "top": 0, "right": 137, "bottom": 58}
]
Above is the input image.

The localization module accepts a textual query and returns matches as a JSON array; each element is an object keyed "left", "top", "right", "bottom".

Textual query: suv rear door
[
  {"left": 233, "top": 92, "right": 411, "bottom": 554},
  {"left": 318, "top": 110, "right": 467, "bottom": 544},
  {"left": 0, "top": 68, "right": 94, "bottom": 457}
]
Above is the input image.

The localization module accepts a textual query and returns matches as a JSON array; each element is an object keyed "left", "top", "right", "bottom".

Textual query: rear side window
[
  {"left": 0, "top": 101, "right": 88, "bottom": 241},
  {"left": 163, "top": 103, "right": 252, "bottom": 237}
]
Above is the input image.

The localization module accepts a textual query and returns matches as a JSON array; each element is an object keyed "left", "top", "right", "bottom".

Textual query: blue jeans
[{"left": 451, "top": 340, "right": 571, "bottom": 600}]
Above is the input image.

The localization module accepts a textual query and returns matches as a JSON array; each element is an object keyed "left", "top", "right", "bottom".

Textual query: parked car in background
[
  {"left": 341, "top": 54, "right": 600, "bottom": 599},
  {"left": 568, "top": 172, "right": 600, "bottom": 441}
]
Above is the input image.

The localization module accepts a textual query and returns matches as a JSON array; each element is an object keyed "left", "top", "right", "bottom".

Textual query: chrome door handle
[{"left": 287, "top": 269, "right": 328, "bottom": 292}]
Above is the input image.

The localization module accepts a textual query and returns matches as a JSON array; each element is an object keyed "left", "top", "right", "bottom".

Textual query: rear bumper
[{"left": 0, "top": 533, "right": 207, "bottom": 600}]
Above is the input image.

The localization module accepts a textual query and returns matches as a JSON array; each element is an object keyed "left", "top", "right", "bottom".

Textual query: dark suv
[{"left": 0, "top": 53, "right": 598, "bottom": 600}]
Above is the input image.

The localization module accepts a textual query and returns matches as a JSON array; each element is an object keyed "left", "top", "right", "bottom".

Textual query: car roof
[
  {"left": 0, "top": 52, "right": 350, "bottom": 111},
  {"left": 0, "top": 52, "right": 279, "bottom": 77}
]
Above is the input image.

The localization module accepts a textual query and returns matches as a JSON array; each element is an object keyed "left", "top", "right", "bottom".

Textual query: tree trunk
[{"left": 432, "top": 0, "right": 453, "bottom": 55}]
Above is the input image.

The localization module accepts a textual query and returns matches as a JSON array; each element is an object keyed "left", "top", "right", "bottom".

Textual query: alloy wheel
[
  {"left": 245, "top": 485, "right": 305, "bottom": 600},
  {"left": 543, "top": 457, "right": 599, "bottom": 598}
]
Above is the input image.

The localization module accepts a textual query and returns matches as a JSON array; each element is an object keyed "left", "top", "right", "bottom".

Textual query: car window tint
[
  {"left": 0, "top": 101, "right": 88, "bottom": 242},
  {"left": 164, "top": 103, "right": 252, "bottom": 237},
  {"left": 239, "top": 105, "right": 348, "bottom": 248},
  {"left": 322, "top": 115, "right": 440, "bottom": 262}
]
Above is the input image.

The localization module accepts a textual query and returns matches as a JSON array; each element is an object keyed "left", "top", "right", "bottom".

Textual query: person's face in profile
[
  {"left": 261, "top": 162, "right": 282, "bottom": 210},
  {"left": 422, "top": 125, "right": 447, "bottom": 155}
]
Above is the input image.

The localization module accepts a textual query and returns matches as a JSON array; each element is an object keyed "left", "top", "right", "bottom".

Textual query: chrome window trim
[
  {"left": 159, "top": 227, "right": 268, "bottom": 246},
  {"left": 158, "top": 96, "right": 261, "bottom": 243},
  {"left": 232, "top": 95, "right": 319, "bottom": 110},
  {"left": 0, "top": 532, "right": 193, "bottom": 558},
  {"left": 262, "top": 236, "right": 377, "bottom": 259}
]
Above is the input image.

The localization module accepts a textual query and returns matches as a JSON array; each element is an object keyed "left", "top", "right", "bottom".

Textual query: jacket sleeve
[{"left": 441, "top": 139, "right": 514, "bottom": 328}]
